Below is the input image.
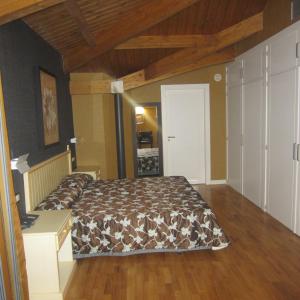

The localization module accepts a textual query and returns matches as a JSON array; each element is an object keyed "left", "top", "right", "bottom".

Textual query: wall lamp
[{"left": 11, "top": 153, "right": 30, "bottom": 174}]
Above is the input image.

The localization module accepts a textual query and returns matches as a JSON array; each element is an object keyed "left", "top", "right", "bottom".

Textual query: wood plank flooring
[{"left": 66, "top": 185, "right": 300, "bottom": 300}]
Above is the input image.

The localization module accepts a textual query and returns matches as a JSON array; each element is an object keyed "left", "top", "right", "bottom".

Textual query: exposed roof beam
[
  {"left": 0, "top": 0, "right": 65, "bottom": 25},
  {"left": 64, "top": 0, "right": 95, "bottom": 47},
  {"left": 122, "top": 48, "right": 235, "bottom": 90},
  {"left": 115, "top": 34, "right": 217, "bottom": 49},
  {"left": 63, "top": 0, "right": 200, "bottom": 71},
  {"left": 70, "top": 79, "right": 111, "bottom": 95},
  {"left": 145, "top": 12, "right": 263, "bottom": 80},
  {"left": 69, "top": 48, "right": 234, "bottom": 95}
]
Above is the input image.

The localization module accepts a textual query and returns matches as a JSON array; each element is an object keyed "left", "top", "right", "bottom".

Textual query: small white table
[
  {"left": 72, "top": 165, "right": 101, "bottom": 180},
  {"left": 22, "top": 210, "right": 76, "bottom": 300}
]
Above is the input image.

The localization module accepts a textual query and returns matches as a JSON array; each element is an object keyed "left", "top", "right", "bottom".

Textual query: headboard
[{"left": 23, "top": 150, "right": 72, "bottom": 212}]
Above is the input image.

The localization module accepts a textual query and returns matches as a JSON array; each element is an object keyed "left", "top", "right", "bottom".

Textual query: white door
[
  {"left": 161, "top": 84, "right": 210, "bottom": 184},
  {"left": 243, "top": 79, "right": 265, "bottom": 208},
  {"left": 227, "top": 84, "right": 242, "bottom": 193},
  {"left": 267, "top": 69, "right": 297, "bottom": 230}
]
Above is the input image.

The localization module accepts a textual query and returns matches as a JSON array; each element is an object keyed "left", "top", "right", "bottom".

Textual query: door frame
[
  {"left": 131, "top": 102, "right": 164, "bottom": 178},
  {"left": 0, "top": 73, "right": 28, "bottom": 299},
  {"left": 161, "top": 84, "right": 211, "bottom": 184}
]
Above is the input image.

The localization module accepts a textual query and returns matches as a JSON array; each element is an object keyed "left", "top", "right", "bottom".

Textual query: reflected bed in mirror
[
  {"left": 137, "top": 147, "right": 159, "bottom": 176},
  {"left": 133, "top": 103, "right": 163, "bottom": 177}
]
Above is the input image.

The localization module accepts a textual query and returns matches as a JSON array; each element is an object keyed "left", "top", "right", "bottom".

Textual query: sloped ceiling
[{"left": 20, "top": 0, "right": 266, "bottom": 77}]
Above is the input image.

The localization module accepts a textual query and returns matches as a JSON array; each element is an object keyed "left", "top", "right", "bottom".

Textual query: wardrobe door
[
  {"left": 227, "top": 84, "right": 242, "bottom": 193},
  {"left": 227, "top": 61, "right": 242, "bottom": 87},
  {"left": 242, "top": 47, "right": 266, "bottom": 208},
  {"left": 267, "top": 28, "right": 299, "bottom": 230},
  {"left": 267, "top": 69, "right": 297, "bottom": 230},
  {"left": 269, "top": 29, "right": 298, "bottom": 75},
  {"left": 243, "top": 80, "right": 265, "bottom": 208},
  {"left": 227, "top": 61, "right": 243, "bottom": 193},
  {"left": 296, "top": 80, "right": 300, "bottom": 236},
  {"left": 297, "top": 151, "right": 300, "bottom": 235}
]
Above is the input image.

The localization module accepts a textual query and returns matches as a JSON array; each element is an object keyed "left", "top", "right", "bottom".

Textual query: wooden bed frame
[{"left": 23, "top": 150, "right": 72, "bottom": 212}]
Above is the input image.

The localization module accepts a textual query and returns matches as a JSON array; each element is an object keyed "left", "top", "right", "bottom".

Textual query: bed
[
  {"left": 24, "top": 150, "right": 229, "bottom": 258},
  {"left": 137, "top": 148, "right": 160, "bottom": 176}
]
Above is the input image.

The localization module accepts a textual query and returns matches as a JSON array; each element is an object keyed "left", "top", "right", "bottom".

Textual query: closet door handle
[{"left": 293, "top": 143, "right": 297, "bottom": 160}]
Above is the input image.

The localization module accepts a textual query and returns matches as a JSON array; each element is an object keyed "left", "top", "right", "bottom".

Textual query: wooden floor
[{"left": 66, "top": 185, "right": 300, "bottom": 300}]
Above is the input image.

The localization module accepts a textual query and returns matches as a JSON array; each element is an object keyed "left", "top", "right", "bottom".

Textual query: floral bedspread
[{"left": 71, "top": 176, "right": 229, "bottom": 257}]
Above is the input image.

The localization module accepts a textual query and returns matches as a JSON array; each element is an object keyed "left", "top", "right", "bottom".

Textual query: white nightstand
[
  {"left": 72, "top": 165, "right": 101, "bottom": 180},
  {"left": 22, "top": 210, "right": 76, "bottom": 300}
]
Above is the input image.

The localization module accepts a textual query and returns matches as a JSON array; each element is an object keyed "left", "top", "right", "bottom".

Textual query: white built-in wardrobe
[{"left": 227, "top": 21, "right": 300, "bottom": 235}]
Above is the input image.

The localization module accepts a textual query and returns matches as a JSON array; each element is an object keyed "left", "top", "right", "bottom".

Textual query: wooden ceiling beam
[
  {"left": 69, "top": 48, "right": 234, "bottom": 95},
  {"left": 0, "top": 0, "right": 65, "bottom": 25},
  {"left": 115, "top": 34, "right": 217, "bottom": 49},
  {"left": 122, "top": 48, "right": 235, "bottom": 90},
  {"left": 144, "top": 12, "right": 263, "bottom": 80},
  {"left": 64, "top": 0, "right": 95, "bottom": 47},
  {"left": 70, "top": 78, "right": 111, "bottom": 95},
  {"left": 63, "top": 0, "right": 200, "bottom": 71}
]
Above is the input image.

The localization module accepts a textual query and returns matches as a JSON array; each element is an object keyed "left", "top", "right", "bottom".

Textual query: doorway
[
  {"left": 132, "top": 103, "right": 163, "bottom": 178},
  {"left": 161, "top": 84, "right": 211, "bottom": 184}
]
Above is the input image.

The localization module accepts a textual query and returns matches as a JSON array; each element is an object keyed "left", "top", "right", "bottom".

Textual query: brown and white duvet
[{"left": 71, "top": 176, "right": 229, "bottom": 258}]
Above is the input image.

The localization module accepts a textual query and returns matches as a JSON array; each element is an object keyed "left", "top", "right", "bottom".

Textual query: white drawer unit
[
  {"left": 72, "top": 165, "right": 101, "bottom": 180},
  {"left": 22, "top": 210, "right": 76, "bottom": 300}
]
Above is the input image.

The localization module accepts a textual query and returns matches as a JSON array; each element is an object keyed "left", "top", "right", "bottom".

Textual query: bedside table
[
  {"left": 22, "top": 210, "right": 76, "bottom": 300},
  {"left": 72, "top": 165, "right": 101, "bottom": 180}
]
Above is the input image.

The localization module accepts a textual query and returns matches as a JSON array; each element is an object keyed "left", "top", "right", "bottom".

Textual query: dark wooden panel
[
  {"left": 0, "top": 0, "right": 65, "bottom": 25},
  {"left": 144, "top": 0, "right": 266, "bottom": 34},
  {"left": 23, "top": 0, "right": 267, "bottom": 76},
  {"left": 77, "top": 49, "right": 179, "bottom": 77}
]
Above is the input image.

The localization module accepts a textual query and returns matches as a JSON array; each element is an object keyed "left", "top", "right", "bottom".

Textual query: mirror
[{"left": 134, "top": 103, "right": 163, "bottom": 177}]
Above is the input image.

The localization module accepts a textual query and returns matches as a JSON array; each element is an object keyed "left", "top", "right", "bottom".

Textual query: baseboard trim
[
  {"left": 188, "top": 179, "right": 205, "bottom": 184},
  {"left": 208, "top": 180, "right": 227, "bottom": 185}
]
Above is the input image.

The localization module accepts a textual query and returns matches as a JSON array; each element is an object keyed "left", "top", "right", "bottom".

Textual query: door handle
[
  {"left": 297, "top": 144, "right": 300, "bottom": 161},
  {"left": 168, "top": 136, "right": 176, "bottom": 138},
  {"left": 293, "top": 143, "right": 297, "bottom": 160}
]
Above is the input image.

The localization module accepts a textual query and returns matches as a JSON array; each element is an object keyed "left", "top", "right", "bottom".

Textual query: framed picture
[{"left": 39, "top": 69, "right": 59, "bottom": 146}]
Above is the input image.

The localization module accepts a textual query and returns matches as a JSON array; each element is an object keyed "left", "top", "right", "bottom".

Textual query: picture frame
[{"left": 38, "top": 68, "right": 60, "bottom": 147}]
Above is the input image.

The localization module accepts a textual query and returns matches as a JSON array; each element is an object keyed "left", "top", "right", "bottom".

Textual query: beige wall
[
  {"left": 70, "top": 0, "right": 293, "bottom": 182},
  {"left": 71, "top": 73, "right": 118, "bottom": 179},
  {"left": 236, "top": 0, "right": 292, "bottom": 55},
  {"left": 124, "top": 64, "right": 227, "bottom": 180}
]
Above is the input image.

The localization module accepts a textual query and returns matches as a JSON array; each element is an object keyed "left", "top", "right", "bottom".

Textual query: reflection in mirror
[{"left": 135, "top": 105, "right": 161, "bottom": 177}]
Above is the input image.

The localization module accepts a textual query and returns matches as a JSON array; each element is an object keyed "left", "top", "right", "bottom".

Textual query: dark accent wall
[{"left": 0, "top": 20, "right": 75, "bottom": 216}]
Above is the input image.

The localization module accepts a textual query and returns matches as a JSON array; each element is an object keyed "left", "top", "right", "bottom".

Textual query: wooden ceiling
[{"left": 0, "top": 0, "right": 267, "bottom": 85}]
